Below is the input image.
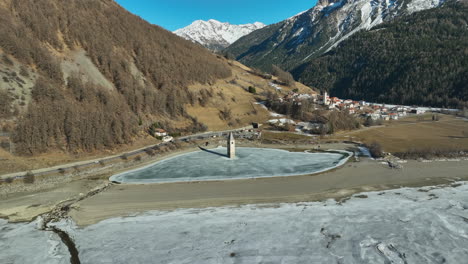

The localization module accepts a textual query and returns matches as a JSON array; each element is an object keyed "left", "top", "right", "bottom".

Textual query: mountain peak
[{"left": 174, "top": 20, "right": 266, "bottom": 51}]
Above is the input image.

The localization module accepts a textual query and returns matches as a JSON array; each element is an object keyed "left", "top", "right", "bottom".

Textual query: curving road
[{"left": 0, "top": 126, "right": 260, "bottom": 181}]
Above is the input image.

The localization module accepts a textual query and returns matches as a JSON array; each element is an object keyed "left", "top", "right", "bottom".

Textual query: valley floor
[
  {"left": 2, "top": 142, "right": 468, "bottom": 226},
  {"left": 1, "top": 142, "right": 468, "bottom": 263},
  {"left": 67, "top": 157, "right": 468, "bottom": 226},
  {"left": 2, "top": 180, "right": 467, "bottom": 264}
]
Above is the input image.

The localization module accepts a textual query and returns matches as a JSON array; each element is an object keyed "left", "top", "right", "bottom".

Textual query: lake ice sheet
[
  {"left": 1, "top": 183, "right": 468, "bottom": 263},
  {"left": 0, "top": 220, "right": 69, "bottom": 264},
  {"left": 110, "top": 147, "right": 348, "bottom": 183}
]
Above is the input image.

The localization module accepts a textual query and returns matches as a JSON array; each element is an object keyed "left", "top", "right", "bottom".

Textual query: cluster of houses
[
  {"left": 320, "top": 92, "right": 428, "bottom": 120},
  {"left": 153, "top": 128, "right": 174, "bottom": 142},
  {"left": 279, "top": 91, "right": 427, "bottom": 121}
]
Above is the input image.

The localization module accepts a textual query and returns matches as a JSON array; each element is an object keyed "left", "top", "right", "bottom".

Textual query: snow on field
[
  {"left": 269, "top": 112, "right": 284, "bottom": 117},
  {"left": 269, "top": 82, "right": 282, "bottom": 91},
  {"left": 59, "top": 182, "right": 468, "bottom": 264},
  {"left": 2, "top": 182, "right": 468, "bottom": 263},
  {"left": 268, "top": 118, "right": 296, "bottom": 125},
  {"left": 358, "top": 146, "right": 372, "bottom": 158},
  {"left": 407, "top": 0, "right": 445, "bottom": 13},
  {"left": 252, "top": 101, "right": 284, "bottom": 117},
  {"left": 0, "top": 220, "right": 69, "bottom": 264},
  {"left": 252, "top": 101, "right": 268, "bottom": 110}
]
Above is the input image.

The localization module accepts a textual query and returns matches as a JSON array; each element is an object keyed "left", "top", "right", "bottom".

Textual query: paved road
[{"left": 0, "top": 126, "right": 261, "bottom": 181}]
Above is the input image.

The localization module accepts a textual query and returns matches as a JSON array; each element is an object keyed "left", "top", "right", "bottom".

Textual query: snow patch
[
  {"left": 52, "top": 182, "right": 468, "bottom": 263},
  {"left": 174, "top": 19, "right": 265, "bottom": 50}
]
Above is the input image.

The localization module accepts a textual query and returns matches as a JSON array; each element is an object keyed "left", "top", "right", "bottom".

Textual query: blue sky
[{"left": 115, "top": 0, "right": 317, "bottom": 31}]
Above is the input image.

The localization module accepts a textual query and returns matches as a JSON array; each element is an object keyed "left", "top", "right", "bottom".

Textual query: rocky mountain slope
[
  {"left": 292, "top": 0, "right": 468, "bottom": 108},
  {"left": 174, "top": 19, "right": 265, "bottom": 51},
  {"left": 225, "top": 0, "right": 445, "bottom": 71}
]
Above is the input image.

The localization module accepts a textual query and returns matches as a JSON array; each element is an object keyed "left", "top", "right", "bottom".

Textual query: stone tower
[
  {"left": 322, "top": 91, "right": 329, "bottom": 105},
  {"left": 227, "top": 132, "right": 235, "bottom": 159}
]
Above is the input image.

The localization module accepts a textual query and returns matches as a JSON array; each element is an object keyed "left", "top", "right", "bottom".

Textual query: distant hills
[{"left": 174, "top": 19, "right": 265, "bottom": 51}]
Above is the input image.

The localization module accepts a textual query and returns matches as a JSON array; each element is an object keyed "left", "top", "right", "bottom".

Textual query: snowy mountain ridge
[
  {"left": 226, "top": 0, "right": 446, "bottom": 71},
  {"left": 174, "top": 19, "right": 265, "bottom": 51}
]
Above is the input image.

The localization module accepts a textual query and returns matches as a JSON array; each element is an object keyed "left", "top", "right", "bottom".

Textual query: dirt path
[
  {"left": 68, "top": 158, "right": 468, "bottom": 226},
  {"left": 0, "top": 126, "right": 255, "bottom": 181}
]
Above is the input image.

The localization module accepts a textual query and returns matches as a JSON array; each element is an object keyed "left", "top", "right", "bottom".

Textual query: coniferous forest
[
  {"left": 292, "top": 1, "right": 468, "bottom": 108},
  {"left": 0, "top": 0, "right": 231, "bottom": 154}
]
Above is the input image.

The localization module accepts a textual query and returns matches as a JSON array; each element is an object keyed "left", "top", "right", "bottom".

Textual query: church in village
[{"left": 227, "top": 132, "right": 235, "bottom": 159}]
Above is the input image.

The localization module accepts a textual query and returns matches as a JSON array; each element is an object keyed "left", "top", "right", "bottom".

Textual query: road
[{"left": 0, "top": 126, "right": 261, "bottom": 181}]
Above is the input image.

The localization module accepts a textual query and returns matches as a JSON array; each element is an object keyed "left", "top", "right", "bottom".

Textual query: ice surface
[
  {"left": 0, "top": 220, "right": 69, "bottom": 264},
  {"left": 56, "top": 182, "right": 468, "bottom": 264},
  {"left": 2, "top": 183, "right": 468, "bottom": 263},
  {"left": 110, "top": 147, "right": 349, "bottom": 183}
]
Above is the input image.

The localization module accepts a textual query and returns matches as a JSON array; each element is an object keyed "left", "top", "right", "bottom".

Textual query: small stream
[{"left": 50, "top": 227, "right": 81, "bottom": 264}]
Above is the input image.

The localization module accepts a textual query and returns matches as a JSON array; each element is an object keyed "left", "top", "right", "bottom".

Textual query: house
[
  {"left": 389, "top": 113, "right": 399, "bottom": 120},
  {"left": 297, "top": 94, "right": 313, "bottom": 100},
  {"left": 337, "top": 103, "right": 346, "bottom": 110},
  {"left": 371, "top": 113, "right": 381, "bottom": 120},
  {"left": 397, "top": 110, "right": 407, "bottom": 117},
  {"left": 154, "top": 129, "right": 167, "bottom": 137},
  {"left": 411, "top": 109, "right": 426, "bottom": 115},
  {"left": 381, "top": 113, "right": 390, "bottom": 121}
]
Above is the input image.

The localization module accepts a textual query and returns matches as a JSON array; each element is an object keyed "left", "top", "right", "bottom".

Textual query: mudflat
[{"left": 68, "top": 158, "right": 468, "bottom": 226}]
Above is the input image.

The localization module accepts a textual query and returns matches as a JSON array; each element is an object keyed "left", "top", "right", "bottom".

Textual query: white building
[
  {"left": 322, "top": 91, "right": 330, "bottom": 105},
  {"left": 154, "top": 129, "right": 167, "bottom": 137}
]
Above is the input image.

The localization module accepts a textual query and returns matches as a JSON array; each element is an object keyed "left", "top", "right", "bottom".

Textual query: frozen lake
[
  {"left": 2, "top": 182, "right": 467, "bottom": 264},
  {"left": 0, "top": 220, "right": 69, "bottom": 264},
  {"left": 110, "top": 147, "right": 350, "bottom": 183}
]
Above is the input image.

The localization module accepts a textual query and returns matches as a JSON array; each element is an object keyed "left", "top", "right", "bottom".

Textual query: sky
[{"left": 114, "top": 0, "right": 317, "bottom": 31}]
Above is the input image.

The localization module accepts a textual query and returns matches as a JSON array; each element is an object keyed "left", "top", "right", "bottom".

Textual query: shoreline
[
  {"left": 68, "top": 157, "right": 468, "bottom": 226},
  {"left": 109, "top": 147, "right": 353, "bottom": 184},
  {"left": 2, "top": 142, "right": 468, "bottom": 227}
]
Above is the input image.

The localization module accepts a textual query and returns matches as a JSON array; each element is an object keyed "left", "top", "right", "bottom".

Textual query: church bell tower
[{"left": 227, "top": 132, "right": 235, "bottom": 159}]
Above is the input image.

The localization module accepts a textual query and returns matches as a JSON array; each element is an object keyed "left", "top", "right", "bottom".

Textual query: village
[{"left": 267, "top": 89, "right": 438, "bottom": 134}]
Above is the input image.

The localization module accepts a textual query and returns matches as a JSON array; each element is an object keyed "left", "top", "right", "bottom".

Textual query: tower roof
[{"left": 228, "top": 132, "right": 234, "bottom": 141}]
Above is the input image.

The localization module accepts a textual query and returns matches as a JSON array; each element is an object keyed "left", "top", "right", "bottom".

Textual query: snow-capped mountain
[
  {"left": 226, "top": 0, "right": 445, "bottom": 70},
  {"left": 174, "top": 19, "right": 265, "bottom": 51}
]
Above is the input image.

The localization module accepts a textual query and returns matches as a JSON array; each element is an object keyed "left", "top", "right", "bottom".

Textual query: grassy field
[
  {"left": 341, "top": 114, "right": 468, "bottom": 153},
  {"left": 186, "top": 60, "right": 316, "bottom": 131},
  {"left": 261, "top": 131, "right": 314, "bottom": 142}
]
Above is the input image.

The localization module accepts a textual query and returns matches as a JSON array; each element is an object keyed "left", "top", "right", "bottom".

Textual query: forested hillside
[
  {"left": 293, "top": 0, "right": 468, "bottom": 108},
  {"left": 0, "top": 0, "right": 231, "bottom": 154},
  {"left": 225, "top": 0, "right": 444, "bottom": 72}
]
